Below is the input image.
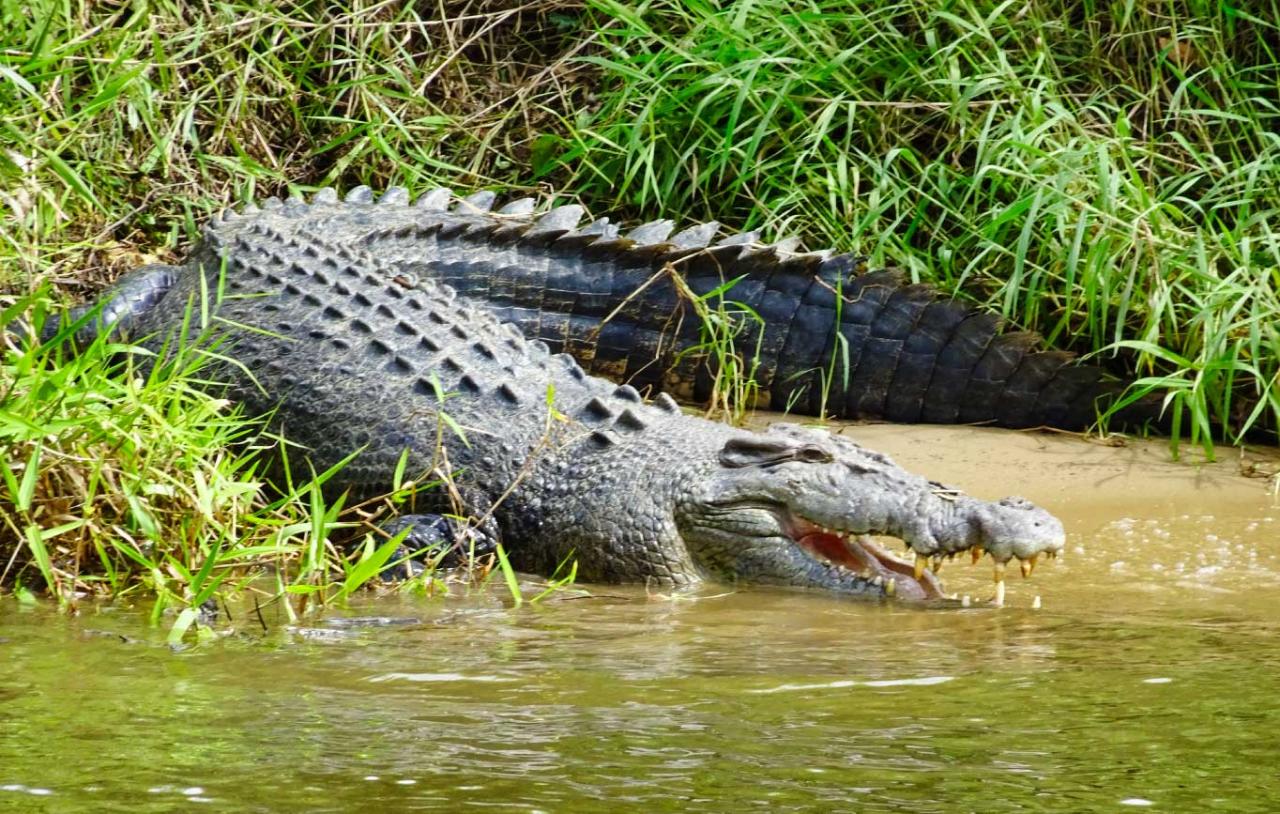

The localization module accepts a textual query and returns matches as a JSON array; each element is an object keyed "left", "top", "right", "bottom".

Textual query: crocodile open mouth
[{"left": 788, "top": 516, "right": 945, "bottom": 601}]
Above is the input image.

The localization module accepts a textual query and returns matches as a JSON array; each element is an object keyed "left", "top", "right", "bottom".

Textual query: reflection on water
[{"left": 2, "top": 427, "right": 1279, "bottom": 812}]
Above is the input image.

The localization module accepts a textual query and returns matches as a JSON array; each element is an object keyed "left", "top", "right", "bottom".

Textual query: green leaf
[
  {"left": 493, "top": 543, "right": 523, "bottom": 608},
  {"left": 335, "top": 527, "right": 411, "bottom": 602},
  {"left": 392, "top": 447, "right": 411, "bottom": 492},
  {"left": 167, "top": 607, "right": 200, "bottom": 646}
]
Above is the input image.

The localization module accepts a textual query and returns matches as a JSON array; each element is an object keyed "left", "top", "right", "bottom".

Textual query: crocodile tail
[
  {"left": 29, "top": 264, "right": 182, "bottom": 348},
  {"left": 211, "top": 187, "right": 1153, "bottom": 431},
  {"left": 669, "top": 247, "right": 1154, "bottom": 429}
]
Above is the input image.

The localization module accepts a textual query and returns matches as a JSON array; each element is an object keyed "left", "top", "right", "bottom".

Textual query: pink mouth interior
[{"left": 791, "top": 519, "right": 945, "bottom": 601}]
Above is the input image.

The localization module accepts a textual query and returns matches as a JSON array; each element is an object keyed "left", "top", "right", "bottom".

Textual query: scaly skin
[
  {"left": 43, "top": 187, "right": 1068, "bottom": 601},
  {"left": 248, "top": 186, "right": 1150, "bottom": 429}
]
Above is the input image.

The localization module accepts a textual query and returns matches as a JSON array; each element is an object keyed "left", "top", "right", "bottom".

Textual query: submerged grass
[{"left": 2, "top": 0, "right": 1278, "bottom": 607}]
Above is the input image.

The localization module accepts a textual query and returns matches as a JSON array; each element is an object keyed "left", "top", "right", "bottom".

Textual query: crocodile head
[{"left": 676, "top": 424, "right": 1065, "bottom": 602}]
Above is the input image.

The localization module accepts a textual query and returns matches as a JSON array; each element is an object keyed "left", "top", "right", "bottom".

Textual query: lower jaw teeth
[{"left": 1020, "top": 553, "right": 1039, "bottom": 578}]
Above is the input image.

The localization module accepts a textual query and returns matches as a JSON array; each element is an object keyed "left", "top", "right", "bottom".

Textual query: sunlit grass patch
[
  {"left": 3, "top": 0, "right": 1278, "bottom": 456},
  {"left": 0, "top": 291, "right": 514, "bottom": 635},
  {"left": 0, "top": 0, "right": 584, "bottom": 289},
  {"left": 561, "top": 0, "right": 1280, "bottom": 447}
]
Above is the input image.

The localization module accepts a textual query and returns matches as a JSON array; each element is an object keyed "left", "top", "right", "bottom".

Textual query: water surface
[{"left": 2, "top": 424, "right": 1278, "bottom": 812}]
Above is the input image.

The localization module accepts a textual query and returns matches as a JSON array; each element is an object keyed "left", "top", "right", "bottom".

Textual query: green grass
[
  {"left": 2, "top": 0, "right": 1278, "bottom": 608},
  {"left": 558, "top": 0, "right": 1280, "bottom": 448},
  {"left": 5, "top": 0, "right": 1277, "bottom": 447},
  {"left": 0, "top": 290, "right": 533, "bottom": 634}
]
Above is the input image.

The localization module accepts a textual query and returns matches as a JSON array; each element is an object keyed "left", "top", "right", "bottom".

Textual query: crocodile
[
  {"left": 206, "top": 186, "right": 1146, "bottom": 430},
  {"left": 40, "top": 186, "right": 1067, "bottom": 603}
]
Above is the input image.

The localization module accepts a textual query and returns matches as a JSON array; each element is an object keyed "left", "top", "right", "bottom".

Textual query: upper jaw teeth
[{"left": 806, "top": 521, "right": 1056, "bottom": 605}]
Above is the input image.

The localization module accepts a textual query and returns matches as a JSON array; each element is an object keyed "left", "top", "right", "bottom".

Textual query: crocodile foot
[{"left": 376, "top": 514, "right": 499, "bottom": 580}]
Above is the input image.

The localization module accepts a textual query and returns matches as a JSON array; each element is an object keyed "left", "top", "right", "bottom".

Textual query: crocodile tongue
[{"left": 793, "top": 521, "right": 945, "bottom": 601}]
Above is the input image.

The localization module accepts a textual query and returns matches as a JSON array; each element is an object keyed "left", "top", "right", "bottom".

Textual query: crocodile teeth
[
  {"left": 993, "top": 561, "right": 1006, "bottom": 607},
  {"left": 794, "top": 522, "right": 945, "bottom": 600},
  {"left": 971, "top": 546, "right": 984, "bottom": 565},
  {"left": 1020, "top": 554, "right": 1038, "bottom": 578}
]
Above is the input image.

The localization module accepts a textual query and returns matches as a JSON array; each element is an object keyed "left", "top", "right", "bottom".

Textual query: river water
[{"left": 2, "top": 423, "right": 1278, "bottom": 812}]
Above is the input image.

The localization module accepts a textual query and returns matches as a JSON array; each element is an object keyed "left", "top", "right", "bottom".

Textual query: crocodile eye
[
  {"left": 796, "top": 445, "right": 833, "bottom": 464},
  {"left": 719, "top": 437, "right": 834, "bottom": 468}
]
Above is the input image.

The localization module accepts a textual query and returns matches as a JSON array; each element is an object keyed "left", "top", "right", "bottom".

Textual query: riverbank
[
  {"left": 2, "top": 2, "right": 1278, "bottom": 621},
  {"left": 3, "top": 1, "right": 1278, "bottom": 441}
]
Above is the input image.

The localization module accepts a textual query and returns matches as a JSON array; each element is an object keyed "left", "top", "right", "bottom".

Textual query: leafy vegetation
[
  {"left": 5, "top": 0, "right": 1278, "bottom": 441},
  {"left": 564, "top": 0, "right": 1280, "bottom": 449},
  {"left": 0, "top": 291, "right": 519, "bottom": 632},
  {"left": 1, "top": 0, "right": 1277, "bottom": 615}
]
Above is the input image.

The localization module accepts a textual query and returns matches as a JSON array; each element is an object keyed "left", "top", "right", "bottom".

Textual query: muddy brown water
[{"left": 2, "top": 422, "right": 1279, "bottom": 812}]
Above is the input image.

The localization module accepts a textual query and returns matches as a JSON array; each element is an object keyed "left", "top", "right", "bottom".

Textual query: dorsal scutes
[
  {"left": 626, "top": 220, "right": 675, "bottom": 246},
  {"left": 653, "top": 393, "right": 681, "bottom": 414},
  {"left": 573, "top": 217, "right": 619, "bottom": 240},
  {"left": 527, "top": 204, "right": 585, "bottom": 236},
  {"left": 772, "top": 236, "right": 802, "bottom": 255},
  {"left": 669, "top": 221, "right": 719, "bottom": 249},
  {"left": 715, "top": 229, "right": 761, "bottom": 247},
  {"left": 497, "top": 197, "right": 537, "bottom": 216},
  {"left": 457, "top": 190, "right": 497, "bottom": 213},
  {"left": 379, "top": 187, "right": 410, "bottom": 206},
  {"left": 416, "top": 188, "right": 453, "bottom": 211}
]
